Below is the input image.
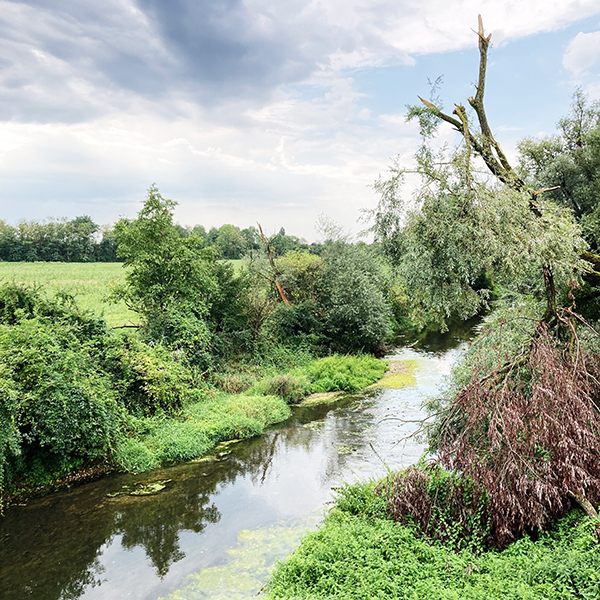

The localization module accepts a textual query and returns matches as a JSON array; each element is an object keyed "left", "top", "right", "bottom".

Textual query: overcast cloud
[{"left": 1, "top": 1, "right": 600, "bottom": 238}]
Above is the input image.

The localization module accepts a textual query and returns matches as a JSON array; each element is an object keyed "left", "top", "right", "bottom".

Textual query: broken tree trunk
[{"left": 257, "top": 223, "right": 291, "bottom": 306}]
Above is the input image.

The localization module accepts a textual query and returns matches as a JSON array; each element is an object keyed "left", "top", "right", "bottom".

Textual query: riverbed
[{"left": 0, "top": 331, "right": 468, "bottom": 600}]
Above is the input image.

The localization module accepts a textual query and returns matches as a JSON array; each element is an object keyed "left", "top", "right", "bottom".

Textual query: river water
[{"left": 0, "top": 329, "right": 470, "bottom": 600}]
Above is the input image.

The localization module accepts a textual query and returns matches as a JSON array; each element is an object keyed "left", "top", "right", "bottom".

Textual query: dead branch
[{"left": 257, "top": 223, "right": 291, "bottom": 306}]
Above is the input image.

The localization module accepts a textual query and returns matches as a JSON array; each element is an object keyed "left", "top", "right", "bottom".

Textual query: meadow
[
  {"left": 0, "top": 262, "right": 135, "bottom": 327},
  {"left": 0, "top": 260, "right": 245, "bottom": 328}
]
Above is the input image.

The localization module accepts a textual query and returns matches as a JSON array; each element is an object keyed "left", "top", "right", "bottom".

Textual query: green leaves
[{"left": 113, "top": 185, "right": 217, "bottom": 320}]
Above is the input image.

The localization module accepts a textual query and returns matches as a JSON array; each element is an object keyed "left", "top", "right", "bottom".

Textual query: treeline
[
  {"left": 0, "top": 216, "right": 319, "bottom": 263},
  {"left": 0, "top": 216, "right": 118, "bottom": 262}
]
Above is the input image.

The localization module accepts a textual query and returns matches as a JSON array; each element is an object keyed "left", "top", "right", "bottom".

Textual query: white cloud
[
  {"left": 1, "top": 1, "right": 600, "bottom": 237},
  {"left": 563, "top": 31, "right": 600, "bottom": 76}
]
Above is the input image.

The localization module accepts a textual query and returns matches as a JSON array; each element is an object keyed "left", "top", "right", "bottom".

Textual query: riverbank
[
  {"left": 266, "top": 480, "right": 600, "bottom": 599},
  {"left": 0, "top": 349, "right": 391, "bottom": 510}
]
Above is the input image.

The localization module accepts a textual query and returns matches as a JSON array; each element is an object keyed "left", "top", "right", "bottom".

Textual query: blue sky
[{"left": 1, "top": 1, "right": 599, "bottom": 240}]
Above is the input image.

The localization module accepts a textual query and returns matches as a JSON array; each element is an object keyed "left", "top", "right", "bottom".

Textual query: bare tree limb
[{"left": 257, "top": 223, "right": 291, "bottom": 306}]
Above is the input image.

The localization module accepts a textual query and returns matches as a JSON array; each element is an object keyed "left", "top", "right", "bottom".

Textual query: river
[{"left": 0, "top": 328, "right": 470, "bottom": 600}]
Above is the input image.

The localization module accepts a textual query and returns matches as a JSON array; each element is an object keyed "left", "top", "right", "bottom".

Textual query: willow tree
[{"left": 371, "top": 17, "right": 600, "bottom": 544}]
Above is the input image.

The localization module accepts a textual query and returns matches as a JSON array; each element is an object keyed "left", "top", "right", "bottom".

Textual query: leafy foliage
[
  {"left": 267, "top": 481, "right": 600, "bottom": 600},
  {"left": 0, "top": 315, "right": 119, "bottom": 487},
  {"left": 0, "top": 215, "right": 117, "bottom": 262},
  {"left": 376, "top": 464, "right": 489, "bottom": 552},
  {"left": 113, "top": 185, "right": 217, "bottom": 320},
  {"left": 371, "top": 145, "right": 584, "bottom": 329},
  {"left": 321, "top": 242, "right": 393, "bottom": 353},
  {"left": 518, "top": 90, "right": 600, "bottom": 247}
]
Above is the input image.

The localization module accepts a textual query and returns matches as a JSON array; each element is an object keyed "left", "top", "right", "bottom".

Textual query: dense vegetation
[
  {"left": 267, "top": 481, "right": 600, "bottom": 599},
  {"left": 267, "top": 18, "right": 600, "bottom": 599},
  {"left": 0, "top": 185, "right": 399, "bottom": 506},
  {"left": 0, "top": 274, "right": 390, "bottom": 504}
]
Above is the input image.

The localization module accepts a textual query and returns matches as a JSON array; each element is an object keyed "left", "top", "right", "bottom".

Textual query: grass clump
[
  {"left": 243, "top": 354, "right": 387, "bottom": 405},
  {"left": 266, "top": 480, "right": 600, "bottom": 600},
  {"left": 301, "top": 354, "right": 387, "bottom": 393}
]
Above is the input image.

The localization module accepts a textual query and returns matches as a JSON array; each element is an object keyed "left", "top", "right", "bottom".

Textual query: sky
[{"left": 1, "top": 1, "right": 600, "bottom": 241}]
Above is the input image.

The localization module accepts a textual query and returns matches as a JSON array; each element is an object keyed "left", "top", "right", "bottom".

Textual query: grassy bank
[
  {"left": 116, "top": 354, "right": 388, "bottom": 472},
  {"left": 266, "top": 481, "right": 600, "bottom": 600},
  {"left": 0, "top": 276, "right": 390, "bottom": 506}
]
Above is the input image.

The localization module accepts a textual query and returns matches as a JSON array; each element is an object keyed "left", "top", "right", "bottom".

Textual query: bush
[
  {"left": 102, "top": 334, "right": 192, "bottom": 415},
  {"left": 0, "top": 317, "right": 119, "bottom": 489},
  {"left": 261, "top": 374, "right": 310, "bottom": 404},
  {"left": 321, "top": 242, "right": 393, "bottom": 354},
  {"left": 301, "top": 354, "right": 387, "bottom": 393}
]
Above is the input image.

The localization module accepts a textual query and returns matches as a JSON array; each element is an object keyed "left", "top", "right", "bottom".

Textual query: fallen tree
[{"left": 371, "top": 16, "right": 600, "bottom": 546}]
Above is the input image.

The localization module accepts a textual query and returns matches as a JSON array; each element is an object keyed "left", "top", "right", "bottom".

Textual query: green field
[{"left": 0, "top": 262, "right": 137, "bottom": 327}]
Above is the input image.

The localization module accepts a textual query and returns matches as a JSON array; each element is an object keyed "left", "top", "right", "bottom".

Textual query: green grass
[
  {"left": 266, "top": 481, "right": 600, "bottom": 600},
  {"left": 243, "top": 354, "right": 389, "bottom": 404},
  {"left": 300, "top": 354, "right": 388, "bottom": 393},
  {"left": 0, "top": 262, "right": 136, "bottom": 327},
  {"left": 0, "top": 261, "right": 247, "bottom": 327},
  {"left": 114, "top": 392, "right": 292, "bottom": 472}
]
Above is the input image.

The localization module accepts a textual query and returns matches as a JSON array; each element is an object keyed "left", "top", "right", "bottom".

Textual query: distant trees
[
  {"left": 0, "top": 216, "right": 118, "bottom": 262},
  {"left": 0, "top": 204, "right": 315, "bottom": 263}
]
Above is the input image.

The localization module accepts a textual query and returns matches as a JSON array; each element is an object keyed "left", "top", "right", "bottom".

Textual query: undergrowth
[
  {"left": 266, "top": 480, "right": 600, "bottom": 600},
  {"left": 114, "top": 393, "right": 291, "bottom": 472}
]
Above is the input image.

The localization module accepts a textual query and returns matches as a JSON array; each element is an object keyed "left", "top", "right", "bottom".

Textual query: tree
[
  {"left": 321, "top": 241, "right": 392, "bottom": 354},
  {"left": 113, "top": 185, "right": 216, "bottom": 362},
  {"left": 518, "top": 90, "right": 600, "bottom": 248},
  {"left": 215, "top": 224, "right": 244, "bottom": 259},
  {"left": 371, "top": 17, "right": 600, "bottom": 545}
]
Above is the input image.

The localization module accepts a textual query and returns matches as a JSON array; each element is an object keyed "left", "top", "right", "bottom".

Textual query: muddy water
[{"left": 0, "top": 332, "right": 469, "bottom": 600}]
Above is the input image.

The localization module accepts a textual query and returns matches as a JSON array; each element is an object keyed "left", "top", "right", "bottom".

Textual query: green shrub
[
  {"left": 301, "top": 354, "right": 387, "bottom": 393},
  {"left": 113, "top": 438, "right": 158, "bottom": 473},
  {"left": 261, "top": 373, "right": 311, "bottom": 404},
  {"left": 102, "top": 334, "right": 191, "bottom": 415},
  {"left": 0, "top": 317, "right": 119, "bottom": 489},
  {"left": 210, "top": 371, "right": 256, "bottom": 393}
]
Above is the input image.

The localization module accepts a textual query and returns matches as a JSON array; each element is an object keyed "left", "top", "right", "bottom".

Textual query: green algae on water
[
  {"left": 300, "top": 391, "right": 342, "bottom": 406},
  {"left": 369, "top": 360, "right": 418, "bottom": 389},
  {"left": 106, "top": 479, "right": 172, "bottom": 498},
  {"left": 159, "top": 516, "right": 319, "bottom": 600}
]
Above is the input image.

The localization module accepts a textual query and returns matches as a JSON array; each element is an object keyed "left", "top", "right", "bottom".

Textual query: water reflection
[{"left": 0, "top": 340, "right": 467, "bottom": 600}]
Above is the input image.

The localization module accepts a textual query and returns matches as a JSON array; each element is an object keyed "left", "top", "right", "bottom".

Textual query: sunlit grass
[{"left": 0, "top": 262, "right": 137, "bottom": 327}]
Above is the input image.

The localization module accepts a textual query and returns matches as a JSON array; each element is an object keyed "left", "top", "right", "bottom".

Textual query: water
[{"left": 0, "top": 332, "right": 469, "bottom": 600}]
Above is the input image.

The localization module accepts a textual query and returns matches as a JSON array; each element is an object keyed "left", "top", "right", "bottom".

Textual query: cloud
[
  {"left": 1, "top": 1, "right": 600, "bottom": 238},
  {"left": 563, "top": 31, "right": 600, "bottom": 76},
  {"left": 1, "top": 0, "right": 599, "bottom": 124}
]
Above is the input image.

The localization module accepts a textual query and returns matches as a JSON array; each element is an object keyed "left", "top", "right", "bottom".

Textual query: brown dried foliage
[
  {"left": 379, "top": 322, "right": 600, "bottom": 549},
  {"left": 376, "top": 464, "right": 488, "bottom": 550},
  {"left": 437, "top": 323, "right": 600, "bottom": 547}
]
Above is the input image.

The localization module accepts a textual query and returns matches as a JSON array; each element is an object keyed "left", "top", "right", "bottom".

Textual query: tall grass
[{"left": 114, "top": 393, "right": 291, "bottom": 472}]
